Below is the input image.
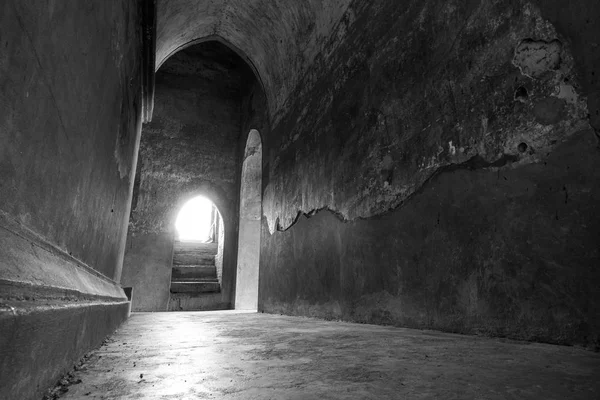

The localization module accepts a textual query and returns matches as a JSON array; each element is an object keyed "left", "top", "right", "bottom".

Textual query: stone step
[
  {"left": 173, "top": 241, "right": 218, "bottom": 252},
  {"left": 168, "top": 292, "right": 228, "bottom": 311},
  {"left": 172, "top": 241, "right": 217, "bottom": 265},
  {"left": 170, "top": 281, "right": 220, "bottom": 294},
  {"left": 171, "top": 278, "right": 219, "bottom": 284},
  {"left": 172, "top": 265, "right": 217, "bottom": 281},
  {"left": 172, "top": 253, "right": 215, "bottom": 266}
]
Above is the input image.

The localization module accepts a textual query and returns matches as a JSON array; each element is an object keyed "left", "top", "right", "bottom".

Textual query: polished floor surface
[{"left": 58, "top": 310, "right": 599, "bottom": 399}]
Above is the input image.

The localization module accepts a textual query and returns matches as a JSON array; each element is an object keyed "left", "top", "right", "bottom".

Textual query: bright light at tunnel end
[{"left": 175, "top": 196, "right": 214, "bottom": 242}]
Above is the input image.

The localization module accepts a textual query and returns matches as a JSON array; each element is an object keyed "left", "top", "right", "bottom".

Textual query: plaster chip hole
[
  {"left": 514, "top": 86, "right": 528, "bottom": 102},
  {"left": 517, "top": 142, "right": 528, "bottom": 153}
]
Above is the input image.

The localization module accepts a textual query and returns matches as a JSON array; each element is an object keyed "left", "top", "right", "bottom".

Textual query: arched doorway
[
  {"left": 175, "top": 196, "right": 217, "bottom": 243},
  {"left": 170, "top": 195, "right": 225, "bottom": 311},
  {"left": 235, "top": 130, "right": 262, "bottom": 310},
  {"left": 121, "top": 39, "right": 268, "bottom": 313}
]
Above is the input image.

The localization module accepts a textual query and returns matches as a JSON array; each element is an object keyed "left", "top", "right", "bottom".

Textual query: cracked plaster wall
[
  {"left": 263, "top": 0, "right": 591, "bottom": 232},
  {"left": 258, "top": 0, "right": 600, "bottom": 347},
  {"left": 261, "top": 131, "right": 600, "bottom": 347}
]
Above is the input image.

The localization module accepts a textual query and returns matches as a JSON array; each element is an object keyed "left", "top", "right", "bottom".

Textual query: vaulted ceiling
[{"left": 156, "top": 0, "right": 353, "bottom": 117}]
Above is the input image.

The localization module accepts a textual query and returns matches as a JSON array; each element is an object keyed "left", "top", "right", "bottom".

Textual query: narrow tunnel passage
[{"left": 3, "top": 1, "right": 600, "bottom": 398}]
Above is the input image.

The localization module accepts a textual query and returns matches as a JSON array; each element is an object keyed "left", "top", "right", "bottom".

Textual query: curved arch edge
[{"left": 156, "top": 35, "right": 270, "bottom": 122}]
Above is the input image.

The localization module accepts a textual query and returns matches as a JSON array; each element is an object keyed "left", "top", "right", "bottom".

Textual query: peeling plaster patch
[
  {"left": 263, "top": 0, "right": 591, "bottom": 233},
  {"left": 555, "top": 84, "right": 578, "bottom": 105},
  {"left": 513, "top": 39, "right": 562, "bottom": 78},
  {"left": 448, "top": 141, "right": 456, "bottom": 156}
]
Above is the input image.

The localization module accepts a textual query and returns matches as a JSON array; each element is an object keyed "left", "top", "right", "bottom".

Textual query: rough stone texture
[
  {"left": 120, "top": 233, "right": 174, "bottom": 312},
  {"left": 58, "top": 311, "right": 600, "bottom": 399},
  {"left": 257, "top": 0, "right": 600, "bottom": 348}
]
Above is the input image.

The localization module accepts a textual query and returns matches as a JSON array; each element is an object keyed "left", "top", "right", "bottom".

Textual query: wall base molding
[
  {"left": 0, "top": 211, "right": 126, "bottom": 301},
  {"left": 0, "top": 212, "right": 130, "bottom": 399},
  {"left": 0, "top": 300, "right": 129, "bottom": 400}
]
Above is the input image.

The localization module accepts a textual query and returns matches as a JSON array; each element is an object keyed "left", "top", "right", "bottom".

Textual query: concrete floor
[{"left": 57, "top": 311, "right": 599, "bottom": 399}]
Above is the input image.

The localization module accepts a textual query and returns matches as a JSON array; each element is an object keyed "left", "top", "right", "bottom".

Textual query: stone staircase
[{"left": 169, "top": 241, "right": 220, "bottom": 310}]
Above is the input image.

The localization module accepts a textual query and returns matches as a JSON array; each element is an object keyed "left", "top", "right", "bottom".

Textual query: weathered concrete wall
[
  {"left": 0, "top": 1, "right": 142, "bottom": 280},
  {"left": 259, "top": 0, "right": 600, "bottom": 348},
  {"left": 261, "top": 132, "right": 600, "bottom": 347},
  {"left": 0, "top": 1, "right": 144, "bottom": 398},
  {"left": 123, "top": 42, "right": 258, "bottom": 309},
  {"left": 121, "top": 233, "right": 174, "bottom": 312},
  {"left": 263, "top": 0, "right": 592, "bottom": 231}
]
